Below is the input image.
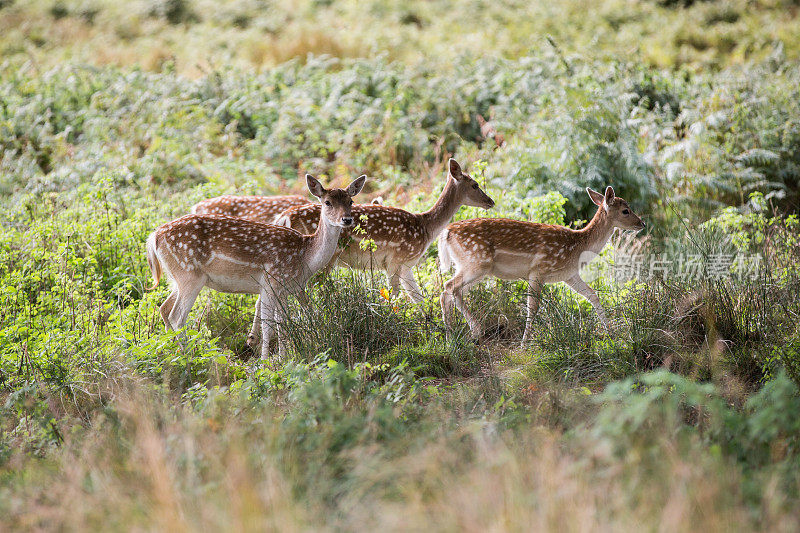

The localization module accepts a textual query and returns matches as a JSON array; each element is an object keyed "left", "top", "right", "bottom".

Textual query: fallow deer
[
  {"left": 146, "top": 174, "right": 366, "bottom": 358},
  {"left": 240, "top": 190, "right": 383, "bottom": 347},
  {"left": 193, "top": 190, "right": 384, "bottom": 348},
  {"left": 439, "top": 186, "right": 645, "bottom": 342},
  {"left": 191, "top": 193, "right": 385, "bottom": 222},
  {"left": 274, "top": 159, "right": 495, "bottom": 303},
  {"left": 476, "top": 114, "right": 505, "bottom": 149},
  {"left": 191, "top": 194, "right": 310, "bottom": 223}
]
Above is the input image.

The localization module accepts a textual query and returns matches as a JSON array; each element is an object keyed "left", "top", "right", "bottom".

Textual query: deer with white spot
[
  {"left": 191, "top": 194, "right": 310, "bottom": 223},
  {"left": 191, "top": 193, "right": 385, "bottom": 222},
  {"left": 439, "top": 186, "right": 645, "bottom": 342},
  {"left": 146, "top": 174, "right": 366, "bottom": 358},
  {"left": 192, "top": 189, "right": 383, "bottom": 349},
  {"left": 275, "top": 158, "right": 495, "bottom": 303},
  {"left": 476, "top": 113, "right": 505, "bottom": 149}
]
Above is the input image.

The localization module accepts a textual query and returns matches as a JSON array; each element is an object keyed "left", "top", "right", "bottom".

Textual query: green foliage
[
  {"left": 385, "top": 339, "right": 480, "bottom": 378},
  {"left": 1, "top": 382, "right": 64, "bottom": 459},
  {"left": 591, "top": 369, "right": 800, "bottom": 504},
  {"left": 493, "top": 71, "right": 659, "bottom": 218},
  {"left": 2, "top": 51, "right": 799, "bottom": 223},
  {"left": 702, "top": 192, "right": 800, "bottom": 258},
  {"left": 4, "top": 0, "right": 799, "bottom": 76},
  {"left": 258, "top": 355, "right": 432, "bottom": 504},
  {"left": 147, "top": 0, "right": 197, "bottom": 24},
  {"left": 770, "top": 335, "right": 800, "bottom": 390},
  {"left": 2, "top": 3, "right": 800, "bottom": 526},
  {"left": 592, "top": 370, "right": 729, "bottom": 450},
  {"left": 744, "top": 372, "right": 800, "bottom": 471},
  {"left": 657, "top": 59, "right": 800, "bottom": 215},
  {"left": 277, "top": 270, "right": 448, "bottom": 367}
]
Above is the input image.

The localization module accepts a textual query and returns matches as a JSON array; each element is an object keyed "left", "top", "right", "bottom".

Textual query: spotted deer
[
  {"left": 192, "top": 190, "right": 384, "bottom": 348},
  {"left": 240, "top": 192, "right": 384, "bottom": 347},
  {"left": 191, "top": 193, "right": 384, "bottom": 223},
  {"left": 191, "top": 194, "right": 310, "bottom": 223},
  {"left": 275, "top": 159, "right": 495, "bottom": 303},
  {"left": 146, "top": 174, "right": 366, "bottom": 358},
  {"left": 439, "top": 186, "right": 645, "bottom": 342},
  {"left": 476, "top": 114, "right": 505, "bottom": 149}
]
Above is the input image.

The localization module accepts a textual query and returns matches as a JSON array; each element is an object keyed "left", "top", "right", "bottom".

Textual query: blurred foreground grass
[{"left": 2, "top": 0, "right": 800, "bottom": 529}]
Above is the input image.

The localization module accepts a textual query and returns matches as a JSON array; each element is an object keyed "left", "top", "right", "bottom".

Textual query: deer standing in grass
[
  {"left": 476, "top": 114, "right": 505, "bottom": 149},
  {"left": 192, "top": 189, "right": 384, "bottom": 348},
  {"left": 191, "top": 193, "right": 383, "bottom": 222},
  {"left": 275, "top": 158, "right": 495, "bottom": 303},
  {"left": 146, "top": 174, "right": 366, "bottom": 358},
  {"left": 439, "top": 186, "right": 645, "bottom": 342},
  {"left": 191, "top": 194, "right": 310, "bottom": 223}
]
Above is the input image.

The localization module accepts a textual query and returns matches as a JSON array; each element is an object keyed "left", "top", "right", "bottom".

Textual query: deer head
[
  {"left": 448, "top": 158, "right": 495, "bottom": 209},
  {"left": 587, "top": 186, "right": 646, "bottom": 231},
  {"left": 307, "top": 174, "right": 366, "bottom": 228}
]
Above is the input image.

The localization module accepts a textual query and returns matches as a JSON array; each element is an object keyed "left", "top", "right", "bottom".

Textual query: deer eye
[
  {"left": 622, "top": 209, "right": 630, "bottom": 215},
  {"left": 325, "top": 200, "right": 331, "bottom": 206},
  {"left": 472, "top": 183, "right": 479, "bottom": 190}
]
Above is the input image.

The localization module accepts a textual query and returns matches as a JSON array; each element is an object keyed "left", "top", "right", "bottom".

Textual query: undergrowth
[{"left": 2, "top": 3, "right": 800, "bottom": 528}]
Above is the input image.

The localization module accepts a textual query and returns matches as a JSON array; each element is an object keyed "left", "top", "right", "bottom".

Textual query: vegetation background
[{"left": 2, "top": 0, "right": 800, "bottom": 530}]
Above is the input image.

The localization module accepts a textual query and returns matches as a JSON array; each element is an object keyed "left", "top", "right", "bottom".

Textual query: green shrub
[
  {"left": 591, "top": 369, "right": 800, "bottom": 500},
  {"left": 276, "top": 355, "right": 429, "bottom": 504}
]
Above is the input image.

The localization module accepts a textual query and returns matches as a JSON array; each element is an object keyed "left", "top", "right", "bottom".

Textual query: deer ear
[
  {"left": 347, "top": 175, "right": 367, "bottom": 197},
  {"left": 449, "top": 158, "right": 463, "bottom": 180},
  {"left": 306, "top": 174, "right": 325, "bottom": 198},
  {"left": 587, "top": 187, "right": 605, "bottom": 206},
  {"left": 604, "top": 186, "right": 615, "bottom": 205}
]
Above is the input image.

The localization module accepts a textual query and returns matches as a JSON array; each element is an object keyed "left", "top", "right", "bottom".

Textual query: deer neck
[
  {"left": 578, "top": 206, "right": 616, "bottom": 254},
  {"left": 304, "top": 213, "right": 342, "bottom": 274},
  {"left": 419, "top": 177, "right": 462, "bottom": 241}
]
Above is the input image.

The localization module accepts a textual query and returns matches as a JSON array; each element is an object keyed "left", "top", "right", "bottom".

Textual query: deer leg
[
  {"left": 388, "top": 271, "right": 401, "bottom": 297},
  {"left": 322, "top": 257, "right": 337, "bottom": 278},
  {"left": 522, "top": 278, "right": 543, "bottom": 344},
  {"left": 566, "top": 275, "right": 609, "bottom": 328},
  {"left": 273, "top": 293, "right": 289, "bottom": 361},
  {"left": 440, "top": 275, "right": 461, "bottom": 331},
  {"left": 442, "top": 267, "right": 486, "bottom": 338},
  {"left": 167, "top": 275, "right": 206, "bottom": 329},
  {"left": 247, "top": 296, "right": 261, "bottom": 348},
  {"left": 159, "top": 291, "right": 178, "bottom": 328},
  {"left": 398, "top": 266, "right": 424, "bottom": 304},
  {"left": 259, "top": 291, "right": 277, "bottom": 359},
  {"left": 440, "top": 289, "right": 453, "bottom": 328}
]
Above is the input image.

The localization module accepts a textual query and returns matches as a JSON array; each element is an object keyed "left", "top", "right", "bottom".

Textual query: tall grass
[
  {"left": 4, "top": 368, "right": 800, "bottom": 531},
  {"left": 2, "top": 3, "right": 800, "bottom": 528}
]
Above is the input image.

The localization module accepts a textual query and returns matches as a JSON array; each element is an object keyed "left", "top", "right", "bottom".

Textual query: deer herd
[{"left": 147, "top": 158, "right": 645, "bottom": 358}]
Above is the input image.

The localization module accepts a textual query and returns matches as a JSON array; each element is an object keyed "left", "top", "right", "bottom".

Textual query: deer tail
[
  {"left": 145, "top": 232, "right": 162, "bottom": 291},
  {"left": 438, "top": 229, "right": 453, "bottom": 273}
]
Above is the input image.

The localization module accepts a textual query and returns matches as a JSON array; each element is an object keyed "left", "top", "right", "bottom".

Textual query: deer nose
[{"left": 342, "top": 217, "right": 353, "bottom": 226}]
